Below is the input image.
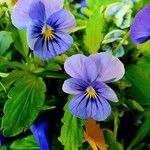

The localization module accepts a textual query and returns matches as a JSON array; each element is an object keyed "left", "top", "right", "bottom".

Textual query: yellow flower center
[
  {"left": 43, "top": 26, "right": 54, "bottom": 40},
  {"left": 86, "top": 86, "right": 97, "bottom": 98}
]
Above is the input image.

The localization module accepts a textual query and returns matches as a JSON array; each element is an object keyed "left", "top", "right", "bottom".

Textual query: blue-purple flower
[
  {"left": 30, "top": 119, "right": 50, "bottom": 150},
  {"left": 130, "top": 5, "right": 150, "bottom": 44},
  {"left": 62, "top": 52, "right": 125, "bottom": 121},
  {"left": 11, "top": 0, "right": 76, "bottom": 60}
]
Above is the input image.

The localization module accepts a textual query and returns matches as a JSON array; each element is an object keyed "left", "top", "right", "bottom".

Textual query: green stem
[
  {"left": 0, "top": 81, "right": 6, "bottom": 92},
  {"left": 35, "top": 71, "right": 69, "bottom": 79},
  {"left": 113, "top": 109, "right": 119, "bottom": 140},
  {"left": 113, "top": 31, "right": 130, "bottom": 56}
]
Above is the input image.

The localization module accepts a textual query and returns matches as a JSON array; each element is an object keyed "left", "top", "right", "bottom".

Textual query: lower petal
[
  {"left": 69, "top": 94, "right": 88, "bottom": 119},
  {"left": 92, "top": 97, "right": 111, "bottom": 121}
]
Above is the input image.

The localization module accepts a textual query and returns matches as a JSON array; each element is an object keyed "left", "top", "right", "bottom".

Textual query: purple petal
[
  {"left": 62, "top": 78, "right": 88, "bottom": 95},
  {"left": 27, "top": 21, "right": 73, "bottom": 60},
  {"left": 69, "top": 93, "right": 88, "bottom": 119},
  {"left": 92, "top": 97, "right": 111, "bottom": 121},
  {"left": 47, "top": 9, "right": 76, "bottom": 32},
  {"left": 11, "top": 0, "right": 32, "bottom": 29},
  {"left": 92, "top": 81, "right": 118, "bottom": 102},
  {"left": 64, "top": 55, "right": 98, "bottom": 82},
  {"left": 130, "top": 5, "right": 150, "bottom": 44},
  {"left": 30, "top": 119, "right": 50, "bottom": 150},
  {"left": 29, "top": 0, "right": 45, "bottom": 22},
  {"left": 69, "top": 94, "right": 111, "bottom": 121},
  {"left": 90, "top": 52, "right": 125, "bottom": 83},
  {"left": 42, "top": 0, "right": 64, "bottom": 19}
]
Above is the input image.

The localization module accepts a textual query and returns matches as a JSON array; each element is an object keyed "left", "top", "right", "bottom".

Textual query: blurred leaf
[
  {"left": 127, "top": 119, "right": 150, "bottom": 150},
  {"left": 126, "top": 64, "right": 150, "bottom": 105},
  {"left": 12, "top": 29, "right": 29, "bottom": 59},
  {"left": 1, "top": 75, "right": 46, "bottom": 136},
  {"left": 0, "top": 31, "right": 13, "bottom": 55},
  {"left": 84, "top": 8, "right": 106, "bottom": 54},
  {"left": 127, "top": 100, "right": 144, "bottom": 112},
  {"left": 104, "top": 130, "right": 123, "bottom": 150},
  {"left": 10, "top": 135, "right": 39, "bottom": 150},
  {"left": 86, "top": 0, "right": 121, "bottom": 8},
  {"left": 84, "top": 119, "right": 107, "bottom": 150},
  {"left": 0, "top": 72, "right": 9, "bottom": 78},
  {"left": 59, "top": 99, "right": 84, "bottom": 150}
]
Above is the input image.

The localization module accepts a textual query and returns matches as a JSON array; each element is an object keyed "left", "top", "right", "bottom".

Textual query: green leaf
[
  {"left": 1, "top": 75, "right": 46, "bottom": 136},
  {"left": 86, "top": 0, "right": 121, "bottom": 8},
  {"left": 10, "top": 135, "right": 39, "bottom": 150},
  {"left": 84, "top": 8, "right": 106, "bottom": 54},
  {"left": 12, "top": 29, "right": 29, "bottom": 59},
  {"left": 0, "top": 70, "right": 27, "bottom": 91},
  {"left": 126, "top": 64, "right": 150, "bottom": 105},
  {"left": 127, "top": 119, "right": 150, "bottom": 150},
  {"left": 0, "top": 31, "right": 13, "bottom": 55},
  {"left": 59, "top": 99, "right": 84, "bottom": 150},
  {"left": 104, "top": 130, "right": 123, "bottom": 150}
]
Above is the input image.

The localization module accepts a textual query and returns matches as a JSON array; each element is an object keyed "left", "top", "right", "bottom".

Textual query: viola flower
[
  {"left": 130, "top": 5, "right": 150, "bottom": 44},
  {"left": 102, "top": 30, "right": 128, "bottom": 57},
  {"left": 62, "top": 52, "right": 125, "bottom": 121},
  {"left": 30, "top": 119, "right": 50, "bottom": 150},
  {"left": 11, "top": 0, "right": 76, "bottom": 60}
]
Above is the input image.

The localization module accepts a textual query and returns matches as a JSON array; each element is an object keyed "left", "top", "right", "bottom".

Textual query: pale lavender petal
[
  {"left": 29, "top": 0, "right": 45, "bottom": 22},
  {"left": 42, "top": 0, "right": 64, "bottom": 19},
  {"left": 69, "top": 94, "right": 88, "bottom": 119},
  {"left": 27, "top": 21, "right": 73, "bottom": 59},
  {"left": 62, "top": 78, "right": 88, "bottom": 95},
  {"left": 11, "top": 0, "right": 32, "bottom": 29},
  {"left": 64, "top": 55, "right": 98, "bottom": 82},
  {"left": 47, "top": 9, "right": 76, "bottom": 32},
  {"left": 92, "top": 81, "right": 118, "bottom": 102},
  {"left": 90, "top": 52, "right": 125, "bottom": 83},
  {"left": 130, "top": 5, "right": 150, "bottom": 44}
]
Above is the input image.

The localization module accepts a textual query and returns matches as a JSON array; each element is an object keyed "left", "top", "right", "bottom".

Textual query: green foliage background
[{"left": 0, "top": 0, "right": 150, "bottom": 149}]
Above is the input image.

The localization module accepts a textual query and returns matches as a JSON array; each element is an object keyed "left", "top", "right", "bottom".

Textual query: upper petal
[
  {"left": 42, "top": 0, "right": 64, "bottom": 18},
  {"left": 62, "top": 78, "right": 88, "bottom": 95},
  {"left": 11, "top": 0, "right": 32, "bottom": 29},
  {"left": 47, "top": 9, "right": 76, "bottom": 32},
  {"left": 130, "top": 5, "right": 150, "bottom": 44},
  {"left": 29, "top": 0, "right": 45, "bottom": 22},
  {"left": 11, "top": 0, "right": 64, "bottom": 29},
  {"left": 90, "top": 52, "right": 125, "bottom": 83},
  {"left": 64, "top": 55, "right": 98, "bottom": 82}
]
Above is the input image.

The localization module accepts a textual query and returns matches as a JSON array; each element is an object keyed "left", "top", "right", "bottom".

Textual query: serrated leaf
[
  {"left": 127, "top": 119, "right": 150, "bottom": 150},
  {"left": 1, "top": 75, "right": 46, "bottom": 136},
  {"left": 59, "top": 100, "right": 84, "bottom": 150},
  {"left": 126, "top": 64, "right": 150, "bottom": 105},
  {"left": 84, "top": 119, "right": 107, "bottom": 150},
  {"left": 104, "top": 130, "right": 123, "bottom": 150},
  {"left": 10, "top": 135, "right": 39, "bottom": 150},
  {"left": 84, "top": 8, "right": 106, "bottom": 54},
  {"left": 0, "top": 31, "right": 13, "bottom": 55}
]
